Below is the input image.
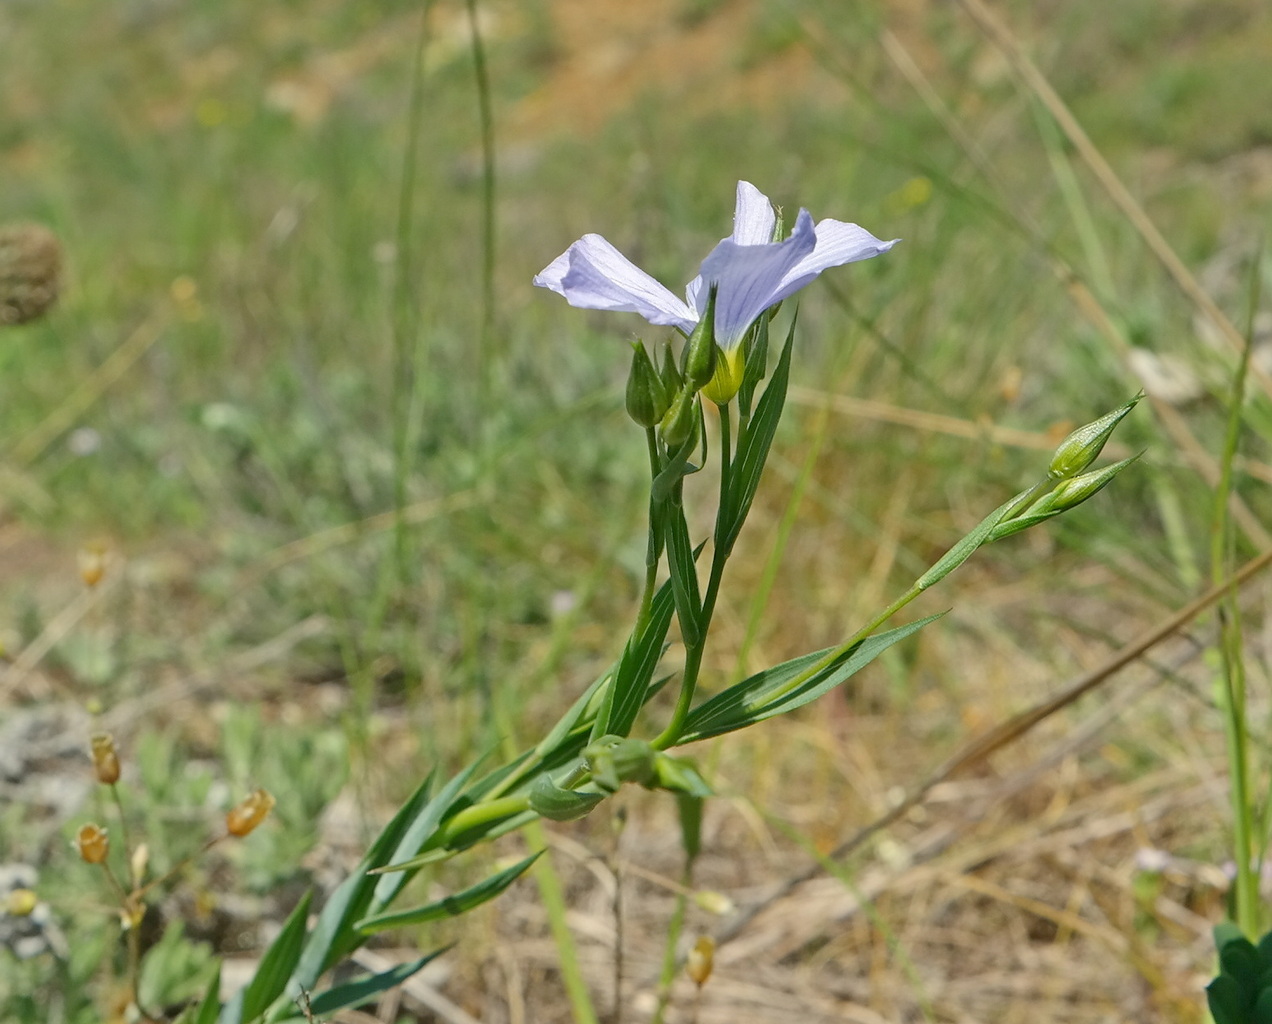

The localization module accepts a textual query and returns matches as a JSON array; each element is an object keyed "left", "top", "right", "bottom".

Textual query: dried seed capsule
[
  {"left": 90, "top": 733, "right": 120, "bottom": 785},
  {"left": 0, "top": 223, "right": 62, "bottom": 326},
  {"left": 686, "top": 935, "right": 715, "bottom": 987},
  {"left": 226, "top": 789, "right": 275, "bottom": 837},
  {"left": 75, "top": 824, "right": 109, "bottom": 864}
]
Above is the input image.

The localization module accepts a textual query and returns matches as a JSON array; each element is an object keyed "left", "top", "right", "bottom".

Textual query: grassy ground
[{"left": 3, "top": 0, "right": 1272, "bottom": 1020}]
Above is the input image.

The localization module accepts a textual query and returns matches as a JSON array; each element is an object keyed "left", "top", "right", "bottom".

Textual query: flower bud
[
  {"left": 659, "top": 388, "right": 699, "bottom": 450},
  {"left": 75, "top": 824, "right": 110, "bottom": 864},
  {"left": 585, "top": 735, "right": 656, "bottom": 794},
  {"left": 682, "top": 286, "right": 718, "bottom": 389},
  {"left": 625, "top": 342, "right": 669, "bottom": 428},
  {"left": 659, "top": 340, "right": 683, "bottom": 397},
  {"left": 1048, "top": 454, "right": 1140, "bottom": 512},
  {"left": 686, "top": 935, "right": 715, "bottom": 987},
  {"left": 90, "top": 732, "right": 121, "bottom": 785},
  {"left": 226, "top": 789, "right": 275, "bottom": 837},
  {"left": 1047, "top": 395, "right": 1140, "bottom": 481}
]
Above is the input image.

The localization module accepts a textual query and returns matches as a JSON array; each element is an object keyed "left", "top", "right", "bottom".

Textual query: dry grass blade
[{"left": 953, "top": 0, "right": 1271, "bottom": 397}]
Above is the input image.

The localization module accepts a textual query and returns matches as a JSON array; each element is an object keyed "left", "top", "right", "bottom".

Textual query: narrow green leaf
[
  {"left": 1207, "top": 975, "right": 1244, "bottom": 1024},
  {"left": 593, "top": 579, "right": 675, "bottom": 740},
  {"left": 721, "top": 318, "right": 794, "bottom": 557},
  {"left": 190, "top": 964, "right": 221, "bottom": 1024},
  {"left": 677, "top": 615, "right": 942, "bottom": 743},
  {"left": 239, "top": 891, "right": 312, "bottom": 1023},
  {"left": 357, "top": 854, "right": 541, "bottom": 933},
  {"left": 665, "top": 505, "right": 702, "bottom": 647},
  {"left": 737, "top": 312, "right": 770, "bottom": 416},
  {"left": 284, "top": 773, "right": 434, "bottom": 999},
  {"left": 916, "top": 493, "right": 1022, "bottom": 591},
  {"left": 652, "top": 425, "right": 703, "bottom": 505},
  {"left": 303, "top": 950, "right": 444, "bottom": 1017}
]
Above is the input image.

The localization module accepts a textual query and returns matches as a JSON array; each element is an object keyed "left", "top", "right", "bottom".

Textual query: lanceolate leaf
[
  {"left": 676, "top": 615, "right": 942, "bottom": 744},
  {"left": 357, "top": 854, "right": 541, "bottom": 933},
  {"left": 189, "top": 964, "right": 221, "bottom": 1024},
  {"left": 228, "top": 891, "right": 312, "bottom": 1024},
  {"left": 303, "top": 951, "right": 444, "bottom": 1018},
  {"left": 592, "top": 579, "right": 675, "bottom": 740},
  {"left": 665, "top": 505, "right": 703, "bottom": 647},
  {"left": 282, "top": 773, "right": 435, "bottom": 1002},
  {"left": 720, "top": 318, "right": 794, "bottom": 557}
]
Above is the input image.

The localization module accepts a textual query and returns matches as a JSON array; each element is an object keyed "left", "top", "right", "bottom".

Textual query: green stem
[
  {"left": 636, "top": 427, "right": 662, "bottom": 635},
  {"left": 652, "top": 407, "right": 733, "bottom": 750}
]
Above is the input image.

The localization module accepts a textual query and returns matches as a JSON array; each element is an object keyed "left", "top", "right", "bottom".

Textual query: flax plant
[{"left": 187, "top": 180, "right": 1139, "bottom": 1024}]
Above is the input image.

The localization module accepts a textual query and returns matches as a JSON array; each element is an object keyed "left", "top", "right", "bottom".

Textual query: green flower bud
[
  {"left": 1048, "top": 454, "right": 1140, "bottom": 512},
  {"left": 625, "top": 342, "right": 669, "bottom": 427},
  {"left": 659, "top": 387, "right": 699, "bottom": 450},
  {"left": 683, "top": 285, "right": 718, "bottom": 389},
  {"left": 1047, "top": 395, "right": 1141, "bottom": 481},
  {"left": 585, "top": 735, "right": 657, "bottom": 794},
  {"left": 659, "top": 340, "right": 683, "bottom": 397}
]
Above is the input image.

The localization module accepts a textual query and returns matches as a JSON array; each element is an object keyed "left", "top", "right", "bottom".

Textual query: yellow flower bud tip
[
  {"left": 5, "top": 888, "right": 38, "bottom": 917},
  {"left": 90, "top": 732, "right": 121, "bottom": 785},
  {"left": 226, "top": 788, "right": 275, "bottom": 837},
  {"left": 686, "top": 935, "right": 715, "bottom": 987},
  {"left": 692, "top": 890, "right": 735, "bottom": 916},
  {"left": 1047, "top": 394, "right": 1141, "bottom": 481},
  {"left": 701, "top": 346, "right": 745, "bottom": 406},
  {"left": 75, "top": 824, "right": 110, "bottom": 864}
]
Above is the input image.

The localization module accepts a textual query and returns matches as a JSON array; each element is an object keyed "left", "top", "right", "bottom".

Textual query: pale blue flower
[{"left": 534, "top": 181, "right": 898, "bottom": 352}]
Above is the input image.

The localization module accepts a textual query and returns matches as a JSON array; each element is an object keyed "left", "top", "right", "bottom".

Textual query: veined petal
[
  {"left": 533, "top": 233, "right": 697, "bottom": 332},
  {"left": 694, "top": 208, "right": 818, "bottom": 350},
  {"left": 731, "top": 181, "right": 776, "bottom": 245},
  {"left": 774, "top": 220, "right": 899, "bottom": 301}
]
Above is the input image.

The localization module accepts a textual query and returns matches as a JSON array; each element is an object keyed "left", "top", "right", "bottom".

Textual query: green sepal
[
  {"left": 357, "top": 855, "right": 540, "bottom": 933},
  {"left": 653, "top": 754, "right": 712, "bottom": 798},
  {"left": 586, "top": 735, "right": 657, "bottom": 793},
  {"left": 528, "top": 771, "right": 605, "bottom": 821}
]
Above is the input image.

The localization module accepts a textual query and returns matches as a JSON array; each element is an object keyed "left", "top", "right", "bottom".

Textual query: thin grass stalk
[
  {"left": 390, "top": 0, "right": 435, "bottom": 583},
  {"left": 465, "top": 0, "right": 497, "bottom": 414},
  {"left": 1210, "top": 252, "right": 1263, "bottom": 938}
]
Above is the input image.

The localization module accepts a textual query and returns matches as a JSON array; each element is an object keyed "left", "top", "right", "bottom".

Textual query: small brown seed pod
[
  {"left": 226, "top": 789, "right": 275, "bottom": 837},
  {"left": 0, "top": 223, "right": 62, "bottom": 326}
]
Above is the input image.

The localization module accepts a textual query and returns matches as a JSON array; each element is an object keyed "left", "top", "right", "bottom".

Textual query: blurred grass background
[{"left": 3, "top": 0, "right": 1272, "bottom": 1020}]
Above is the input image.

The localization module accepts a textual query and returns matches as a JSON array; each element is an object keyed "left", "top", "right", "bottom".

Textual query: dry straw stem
[
  {"left": 8, "top": 311, "right": 167, "bottom": 468},
  {"left": 709, "top": 543, "right": 1272, "bottom": 951},
  {"left": 953, "top": 0, "right": 1272, "bottom": 398}
]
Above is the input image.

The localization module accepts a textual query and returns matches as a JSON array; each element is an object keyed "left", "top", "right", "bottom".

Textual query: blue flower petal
[
  {"left": 694, "top": 209, "right": 818, "bottom": 350},
  {"left": 533, "top": 234, "right": 697, "bottom": 331},
  {"left": 774, "top": 220, "right": 900, "bottom": 300},
  {"left": 731, "top": 181, "right": 776, "bottom": 245}
]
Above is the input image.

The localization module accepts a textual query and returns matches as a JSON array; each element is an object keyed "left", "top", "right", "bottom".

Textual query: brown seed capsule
[
  {"left": 79, "top": 546, "right": 107, "bottom": 588},
  {"left": 75, "top": 823, "right": 110, "bottom": 864},
  {"left": 226, "top": 789, "right": 275, "bottom": 837},
  {"left": 686, "top": 935, "right": 714, "bottom": 988},
  {"left": 90, "top": 732, "right": 121, "bottom": 784},
  {"left": 0, "top": 223, "right": 62, "bottom": 326}
]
